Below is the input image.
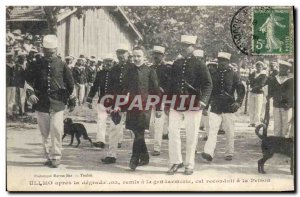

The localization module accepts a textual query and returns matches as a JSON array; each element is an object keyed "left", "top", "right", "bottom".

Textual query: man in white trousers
[
  {"left": 167, "top": 35, "right": 212, "bottom": 175},
  {"left": 248, "top": 61, "right": 267, "bottom": 127},
  {"left": 267, "top": 60, "right": 294, "bottom": 138},
  {"left": 100, "top": 44, "right": 134, "bottom": 164},
  {"left": 26, "top": 35, "right": 75, "bottom": 168},
  {"left": 202, "top": 52, "right": 245, "bottom": 162},
  {"left": 150, "top": 45, "right": 172, "bottom": 156},
  {"left": 87, "top": 54, "right": 115, "bottom": 149}
]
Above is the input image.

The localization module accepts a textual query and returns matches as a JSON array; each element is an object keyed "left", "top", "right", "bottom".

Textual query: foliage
[{"left": 123, "top": 6, "right": 249, "bottom": 61}]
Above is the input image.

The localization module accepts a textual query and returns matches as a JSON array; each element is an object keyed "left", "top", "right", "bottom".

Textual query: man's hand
[
  {"left": 202, "top": 109, "right": 208, "bottom": 116},
  {"left": 231, "top": 102, "right": 241, "bottom": 112},
  {"left": 87, "top": 102, "right": 93, "bottom": 109},
  {"left": 28, "top": 95, "right": 39, "bottom": 104},
  {"left": 68, "top": 97, "right": 76, "bottom": 112},
  {"left": 113, "top": 106, "right": 121, "bottom": 113},
  {"left": 199, "top": 102, "right": 206, "bottom": 110},
  {"left": 156, "top": 111, "right": 162, "bottom": 118}
]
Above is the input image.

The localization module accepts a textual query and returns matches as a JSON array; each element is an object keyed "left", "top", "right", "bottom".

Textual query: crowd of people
[{"left": 6, "top": 30, "right": 294, "bottom": 175}]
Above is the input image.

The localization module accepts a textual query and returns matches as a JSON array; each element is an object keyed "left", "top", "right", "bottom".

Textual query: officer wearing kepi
[
  {"left": 87, "top": 54, "right": 115, "bottom": 149},
  {"left": 202, "top": 52, "right": 245, "bottom": 162},
  {"left": 26, "top": 35, "right": 75, "bottom": 168},
  {"left": 101, "top": 44, "right": 134, "bottom": 164},
  {"left": 167, "top": 35, "right": 212, "bottom": 175}
]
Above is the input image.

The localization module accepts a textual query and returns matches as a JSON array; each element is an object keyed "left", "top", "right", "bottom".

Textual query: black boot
[
  {"left": 139, "top": 153, "right": 149, "bottom": 166},
  {"left": 129, "top": 156, "right": 139, "bottom": 170}
]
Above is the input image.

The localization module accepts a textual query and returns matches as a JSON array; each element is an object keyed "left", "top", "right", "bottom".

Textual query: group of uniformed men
[{"left": 21, "top": 33, "right": 293, "bottom": 175}]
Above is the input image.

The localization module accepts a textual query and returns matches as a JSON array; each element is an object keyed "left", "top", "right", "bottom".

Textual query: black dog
[
  {"left": 63, "top": 118, "right": 93, "bottom": 148},
  {"left": 255, "top": 124, "right": 294, "bottom": 174}
]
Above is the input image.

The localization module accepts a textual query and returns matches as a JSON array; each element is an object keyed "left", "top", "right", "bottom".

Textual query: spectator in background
[
  {"left": 73, "top": 55, "right": 87, "bottom": 106},
  {"left": 85, "top": 56, "right": 97, "bottom": 102},
  {"left": 248, "top": 61, "right": 267, "bottom": 127},
  {"left": 96, "top": 59, "right": 103, "bottom": 72},
  {"left": 23, "top": 34, "right": 33, "bottom": 53},
  {"left": 65, "top": 56, "right": 75, "bottom": 69},
  {"left": 6, "top": 52, "right": 16, "bottom": 117},
  {"left": 267, "top": 60, "right": 293, "bottom": 138},
  {"left": 15, "top": 51, "right": 27, "bottom": 116}
]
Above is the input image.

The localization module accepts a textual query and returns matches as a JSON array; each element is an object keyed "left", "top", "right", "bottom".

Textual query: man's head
[
  {"left": 6, "top": 52, "right": 14, "bottom": 63},
  {"left": 278, "top": 60, "right": 292, "bottom": 76},
  {"left": 255, "top": 61, "right": 264, "bottom": 73},
  {"left": 42, "top": 35, "right": 58, "bottom": 59},
  {"left": 179, "top": 35, "right": 197, "bottom": 58},
  {"left": 65, "top": 56, "right": 74, "bottom": 65},
  {"left": 90, "top": 56, "right": 97, "bottom": 67},
  {"left": 116, "top": 44, "right": 129, "bottom": 63},
  {"left": 132, "top": 47, "right": 145, "bottom": 66},
  {"left": 16, "top": 51, "right": 27, "bottom": 64},
  {"left": 217, "top": 52, "right": 231, "bottom": 68},
  {"left": 151, "top": 46, "right": 165, "bottom": 64},
  {"left": 103, "top": 54, "right": 115, "bottom": 70}
]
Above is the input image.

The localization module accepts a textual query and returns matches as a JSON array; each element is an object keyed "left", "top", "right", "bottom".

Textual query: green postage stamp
[{"left": 252, "top": 7, "right": 293, "bottom": 55}]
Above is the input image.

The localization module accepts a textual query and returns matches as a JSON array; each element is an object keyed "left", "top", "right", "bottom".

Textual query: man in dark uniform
[
  {"left": 167, "top": 35, "right": 212, "bottom": 175},
  {"left": 85, "top": 56, "right": 97, "bottom": 103},
  {"left": 123, "top": 47, "right": 160, "bottom": 171},
  {"left": 73, "top": 55, "right": 87, "bottom": 106},
  {"left": 26, "top": 35, "right": 75, "bottom": 168},
  {"left": 6, "top": 51, "right": 16, "bottom": 117},
  {"left": 248, "top": 61, "right": 267, "bottom": 127},
  {"left": 101, "top": 44, "right": 134, "bottom": 164},
  {"left": 150, "top": 45, "right": 171, "bottom": 156},
  {"left": 15, "top": 51, "right": 27, "bottom": 115},
  {"left": 202, "top": 52, "right": 245, "bottom": 162},
  {"left": 268, "top": 60, "right": 293, "bottom": 137},
  {"left": 87, "top": 54, "right": 115, "bottom": 149}
]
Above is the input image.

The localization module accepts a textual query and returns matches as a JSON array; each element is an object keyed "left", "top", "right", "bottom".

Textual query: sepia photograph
[{"left": 5, "top": 5, "right": 295, "bottom": 192}]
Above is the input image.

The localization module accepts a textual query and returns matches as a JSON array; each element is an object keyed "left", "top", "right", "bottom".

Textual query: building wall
[{"left": 57, "top": 7, "right": 135, "bottom": 59}]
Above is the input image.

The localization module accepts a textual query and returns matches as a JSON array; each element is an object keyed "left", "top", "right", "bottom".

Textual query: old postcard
[{"left": 6, "top": 6, "right": 294, "bottom": 192}]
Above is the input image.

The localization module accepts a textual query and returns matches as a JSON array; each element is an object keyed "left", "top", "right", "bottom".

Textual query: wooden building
[
  {"left": 56, "top": 6, "right": 143, "bottom": 58},
  {"left": 7, "top": 6, "right": 143, "bottom": 59}
]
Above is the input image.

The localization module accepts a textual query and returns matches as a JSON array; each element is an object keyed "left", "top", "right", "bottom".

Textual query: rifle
[{"left": 244, "top": 82, "right": 249, "bottom": 114}]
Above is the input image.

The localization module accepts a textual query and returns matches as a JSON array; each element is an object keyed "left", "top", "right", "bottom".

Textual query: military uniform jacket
[
  {"left": 87, "top": 69, "right": 114, "bottom": 106},
  {"left": 111, "top": 61, "right": 134, "bottom": 96},
  {"left": 72, "top": 65, "right": 87, "bottom": 84},
  {"left": 209, "top": 66, "right": 245, "bottom": 114},
  {"left": 26, "top": 56, "right": 74, "bottom": 113},
  {"left": 249, "top": 71, "right": 267, "bottom": 94},
  {"left": 123, "top": 64, "right": 160, "bottom": 131},
  {"left": 85, "top": 66, "right": 97, "bottom": 84},
  {"left": 168, "top": 56, "right": 212, "bottom": 111},
  {"left": 151, "top": 62, "right": 172, "bottom": 94},
  {"left": 268, "top": 75, "right": 294, "bottom": 109}
]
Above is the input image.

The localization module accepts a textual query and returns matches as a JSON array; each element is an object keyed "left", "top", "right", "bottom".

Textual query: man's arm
[
  {"left": 198, "top": 61, "right": 213, "bottom": 106},
  {"left": 233, "top": 72, "right": 245, "bottom": 105},
  {"left": 86, "top": 71, "right": 100, "bottom": 103}
]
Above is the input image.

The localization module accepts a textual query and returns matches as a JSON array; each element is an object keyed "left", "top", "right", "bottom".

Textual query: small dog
[
  {"left": 255, "top": 124, "right": 294, "bottom": 174},
  {"left": 63, "top": 118, "right": 93, "bottom": 148}
]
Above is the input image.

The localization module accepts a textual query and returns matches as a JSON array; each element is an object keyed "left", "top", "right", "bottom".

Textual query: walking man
[
  {"left": 150, "top": 45, "right": 171, "bottom": 156},
  {"left": 267, "top": 60, "right": 293, "bottom": 137},
  {"left": 123, "top": 47, "right": 160, "bottom": 170},
  {"left": 167, "top": 35, "right": 212, "bottom": 175},
  {"left": 101, "top": 44, "right": 134, "bottom": 164},
  {"left": 26, "top": 35, "right": 75, "bottom": 168},
  {"left": 202, "top": 52, "right": 245, "bottom": 162},
  {"left": 73, "top": 55, "right": 87, "bottom": 106},
  {"left": 248, "top": 61, "right": 267, "bottom": 127},
  {"left": 87, "top": 54, "right": 115, "bottom": 149}
]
